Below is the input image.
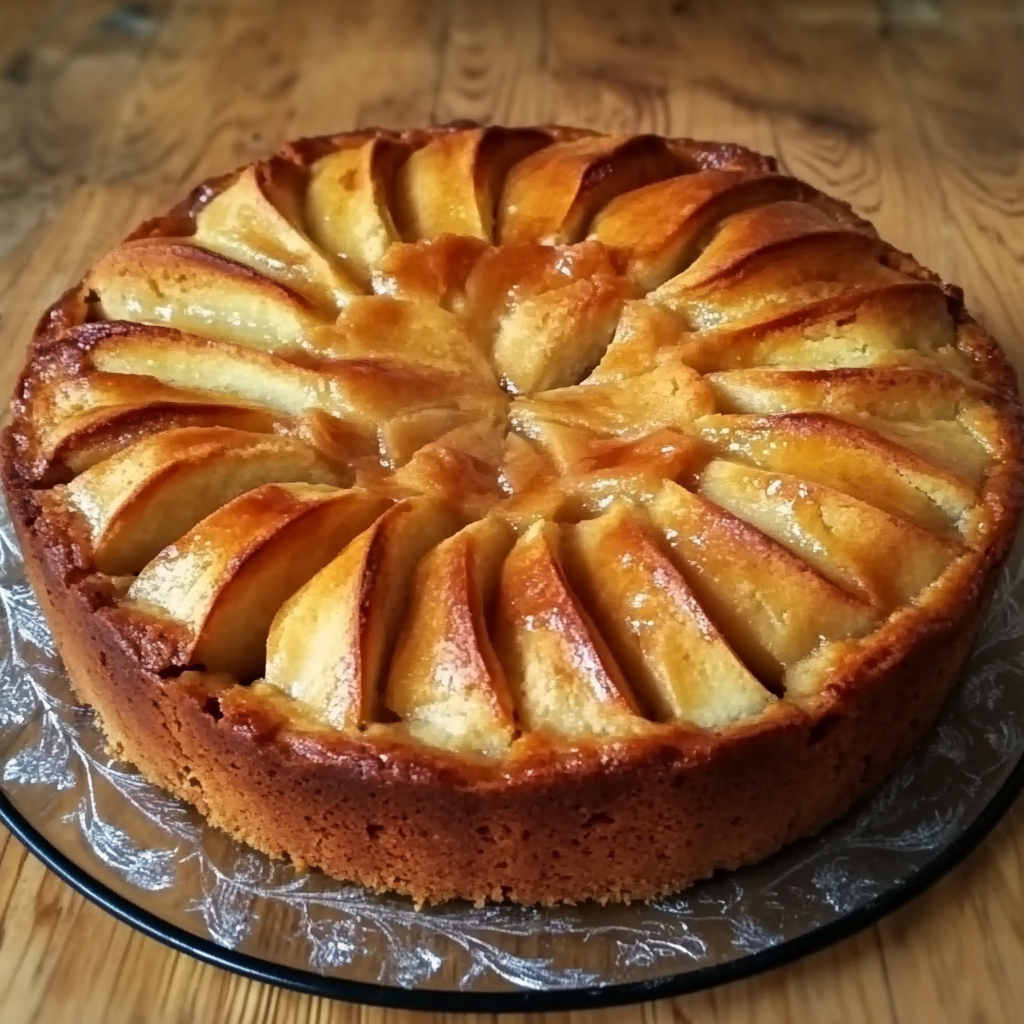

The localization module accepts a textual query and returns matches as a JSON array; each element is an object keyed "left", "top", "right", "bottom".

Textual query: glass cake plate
[{"left": 1, "top": 497, "right": 1023, "bottom": 1013}]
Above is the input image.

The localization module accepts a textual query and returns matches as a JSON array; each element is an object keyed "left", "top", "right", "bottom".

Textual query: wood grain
[{"left": 1, "top": 0, "right": 1024, "bottom": 1021}]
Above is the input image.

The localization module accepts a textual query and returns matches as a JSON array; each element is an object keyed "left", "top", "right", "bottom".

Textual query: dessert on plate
[{"left": 3, "top": 123, "right": 1021, "bottom": 905}]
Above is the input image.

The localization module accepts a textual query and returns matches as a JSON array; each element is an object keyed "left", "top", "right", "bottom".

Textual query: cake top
[{"left": 8, "top": 124, "right": 1022, "bottom": 761}]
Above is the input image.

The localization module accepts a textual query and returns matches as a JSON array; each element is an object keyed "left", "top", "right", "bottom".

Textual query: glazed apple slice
[
  {"left": 694, "top": 412, "right": 978, "bottom": 535},
  {"left": 385, "top": 517, "right": 517, "bottom": 754},
  {"left": 127, "top": 484, "right": 391, "bottom": 679},
  {"left": 705, "top": 365, "right": 982, "bottom": 418},
  {"left": 264, "top": 497, "right": 460, "bottom": 730},
  {"left": 498, "top": 134, "right": 680, "bottom": 244},
  {"left": 464, "top": 240, "right": 632, "bottom": 393},
  {"left": 648, "top": 480, "right": 877, "bottom": 684},
  {"left": 193, "top": 158, "right": 361, "bottom": 313},
  {"left": 650, "top": 201, "right": 895, "bottom": 329},
  {"left": 588, "top": 171, "right": 809, "bottom": 290},
  {"left": 562, "top": 504, "right": 773, "bottom": 727},
  {"left": 372, "top": 235, "right": 489, "bottom": 307},
  {"left": 669, "top": 282, "right": 960, "bottom": 374},
  {"left": 509, "top": 352, "right": 714, "bottom": 438},
  {"left": 496, "top": 520, "right": 646, "bottom": 737},
  {"left": 61, "top": 426, "right": 345, "bottom": 575},
  {"left": 87, "top": 324, "right": 503, "bottom": 438},
  {"left": 698, "top": 459, "right": 959, "bottom": 609},
  {"left": 494, "top": 427, "right": 708, "bottom": 531},
  {"left": 87, "top": 240, "right": 337, "bottom": 355},
  {"left": 330, "top": 295, "right": 494, "bottom": 380},
  {"left": 304, "top": 137, "right": 409, "bottom": 284},
  {"left": 392, "top": 126, "right": 550, "bottom": 241},
  {"left": 586, "top": 300, "right": 690, "bottom": 382},
  {"left": 30, "top": 371, "right": 279, "bottom": 476},
  {"left": 392, "top": 419, "right": 507, "bottom": 518}
]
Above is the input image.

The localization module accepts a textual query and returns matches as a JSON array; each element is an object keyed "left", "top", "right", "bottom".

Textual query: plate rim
[{"left": 2, "top": 745, "right": 1024, "bottom": 1014}]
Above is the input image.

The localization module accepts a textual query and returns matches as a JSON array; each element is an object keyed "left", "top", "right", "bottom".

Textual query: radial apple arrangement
[{"left": 3, "top": 125, "right": 1022, "bottom": 906}]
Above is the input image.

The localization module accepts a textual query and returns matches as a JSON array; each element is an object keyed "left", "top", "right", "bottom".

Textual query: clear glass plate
[{"left": 2, "top": 499, "right": 1023, "bottom": 1013}]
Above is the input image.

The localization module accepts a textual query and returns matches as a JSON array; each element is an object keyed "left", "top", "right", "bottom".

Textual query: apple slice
[
  {"left": 509, "top": 352, "right": 714, "bottom": 438},
  {"left": 496, "top": 520, "right": 646, "bottom": 737},
  {"left": 30, "top": 371, "right": 279, "bottom": 476},
  {"left": 586, "top": 300, "right": 690, "bottom": 382},
  {"left": 127, "top": 484, "right": 391, "bottom": 679},
  {"left": 87, "top": 239, "right": 338, "bottom": 355},
  {"left": 669, "top": 282, "right": 960, "bottom": 374},
  {"left": 694, "top": 412, "right": 978, "bottom": 535},
  {"left": 62, "top": 426, "right": 346, "bottom": 575},
  {"left": 392, "top": 419, "right": 507, "bottom": 519},
  {"left": 698, "top": 459, "right": 958, "bottom": 609},
  {"left": 648, "top": 480, "right": 877, "bottom": 684},
  {"left": 264, "top": 497, "right": 460, "bottom": 730},
  {"left": 494, "top": 427, "right": 708, "bottom": 531},
  {"left": 392, "top": 126, "right": 550, "bottom": 241},
  {"left": 329, "top": 295, "right": 494, "bottom": 380},
  {"left": 562, "top": 504, "right": 773, "bottom": 727},
  {"left": 193, "top": 158, "right": 361, "bottom": 313},
  {"left": 87, "top": 324, "right": 503, "bottom": 438},
  {"left": 589, "top": 171, "right": 809, "bottom": 290},
  {"left": 498, "top": 134, "right": 680, "bottom": 244},
  {"left": 385, "top": 517, "right": 517, "bottom": 753},
  {"left": 372, "top": 235, "right": 490, "bottom": 307},
  {"left": 463, "top": 240, "right": 632, "bottom": 393},
  {"left": 705, "top": 365, "right": 981, "bottom": 418},
  {"left": 650, "top": 201, "right": 895, "bottom": 329},
  {"left": 304, "top": 137, "right": 409, "bottom": 284}
]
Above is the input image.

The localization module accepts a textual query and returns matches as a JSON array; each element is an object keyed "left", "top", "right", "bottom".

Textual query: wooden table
[{"left": 1, "top": 0, "right": 1023, "bottom": 1020}]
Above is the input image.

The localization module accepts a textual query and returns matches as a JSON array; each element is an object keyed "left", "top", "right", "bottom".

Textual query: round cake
[{"left": 3, "top": 124, "right": 1022, "bottom": 906}]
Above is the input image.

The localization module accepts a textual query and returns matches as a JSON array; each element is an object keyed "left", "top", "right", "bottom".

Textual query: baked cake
[{"left": 3, "top": 124, "right": 1022, "bottom": 906}]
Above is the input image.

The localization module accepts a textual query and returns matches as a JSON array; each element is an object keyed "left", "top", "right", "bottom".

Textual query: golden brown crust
[{"left": 3, "top": 122, "right": 1022, "bottom": 906}]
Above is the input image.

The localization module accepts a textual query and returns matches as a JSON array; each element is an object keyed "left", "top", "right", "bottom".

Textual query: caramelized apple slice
[
  {"left": 392, "top": 419, "right": 507, "bottom": 519},
  {"left": 193, "top": 159, "right": 361, "bottom": 313},
  {"left": 88, "top": 325, "right": 503, "bottom": 436},
  {"left": 30, "top": 372, "right": 279, "bottom": 475},
  {"left": 89, "top": 327, "right": 349, "bottom": 417},
  {"left": 127, "top": 484, "right": 390, "bottom": 679},
  {"left": 852, "top": 418, "right": 992, "bottom": 489},
  {"left": 586, "top": 301, "right": 689, "bottom": 382},
  {"left": 498, "top": 134, "right": 679, "bottom": 244},
  {"left": 695, "top": 412, "right": 978, "bottom": 535},
  {"left": 705, "top": 365, "right": 982, "bottom": 418},
  {"left": 562, "top": 504, "right": 772, "bottom": 726},
  {"left": 494, "top": 428, "right": 708, "bottom": 532},
  {"left": 497, "top": 520, "right": 645, "bottom": 737},
  {"left": 589, "top": 171, "right": 809, "bottom": 290},
  {"left": 464, "top": 240, "right": 632, "bottom": 393},
  {"left": 509, "top": 352, "right": 714, "bottom": 438},
  {"left": 704, "top": 369, "right": 999, "bottom": 488},
  {"left": 88, "top": 240, "right": 337, "bottom": 354},
  {"left": 374, "top": 236, "right": 489, "bottom": 307},
  {"left": 385, "top": 517, "right": 517, "bottom": 753},
  {"left": 648, "top": 481, "right": 877, "bottom": 684},
  {"left": 393, "top": 126, "right": 550, "bottom": 241},
  {"left": 305, "top": 137, "right": 408, "bottom": 283},
  {"left": 378, "top": 407, "right": 480, "bottom": 469},
  {"left": 264, "top": 498, "right": 459, "bottom": 730},
  {"left": 650, "top": 201, "right": 894, "bottom": 329},
  {"left": 698, "top": 460, "right": 958, "bottom": 609},
  {"left": 670, "top": 282, "right": 960, "bottom": 374},
  {"left": 63, "top": 427, "right": 344, "bottom": 575},
  {"left": 330, "top": 296, "right": 494, "bottom": 380}
]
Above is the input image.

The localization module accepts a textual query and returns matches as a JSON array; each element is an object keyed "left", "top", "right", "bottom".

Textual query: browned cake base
[{"left": 6, "top": 467, "right": 998, "bottom": 904}]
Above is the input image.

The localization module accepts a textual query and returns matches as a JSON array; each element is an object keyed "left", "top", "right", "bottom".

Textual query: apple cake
[{"left": 3, "top": 124, "right": 1022, "bottom": 906}]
